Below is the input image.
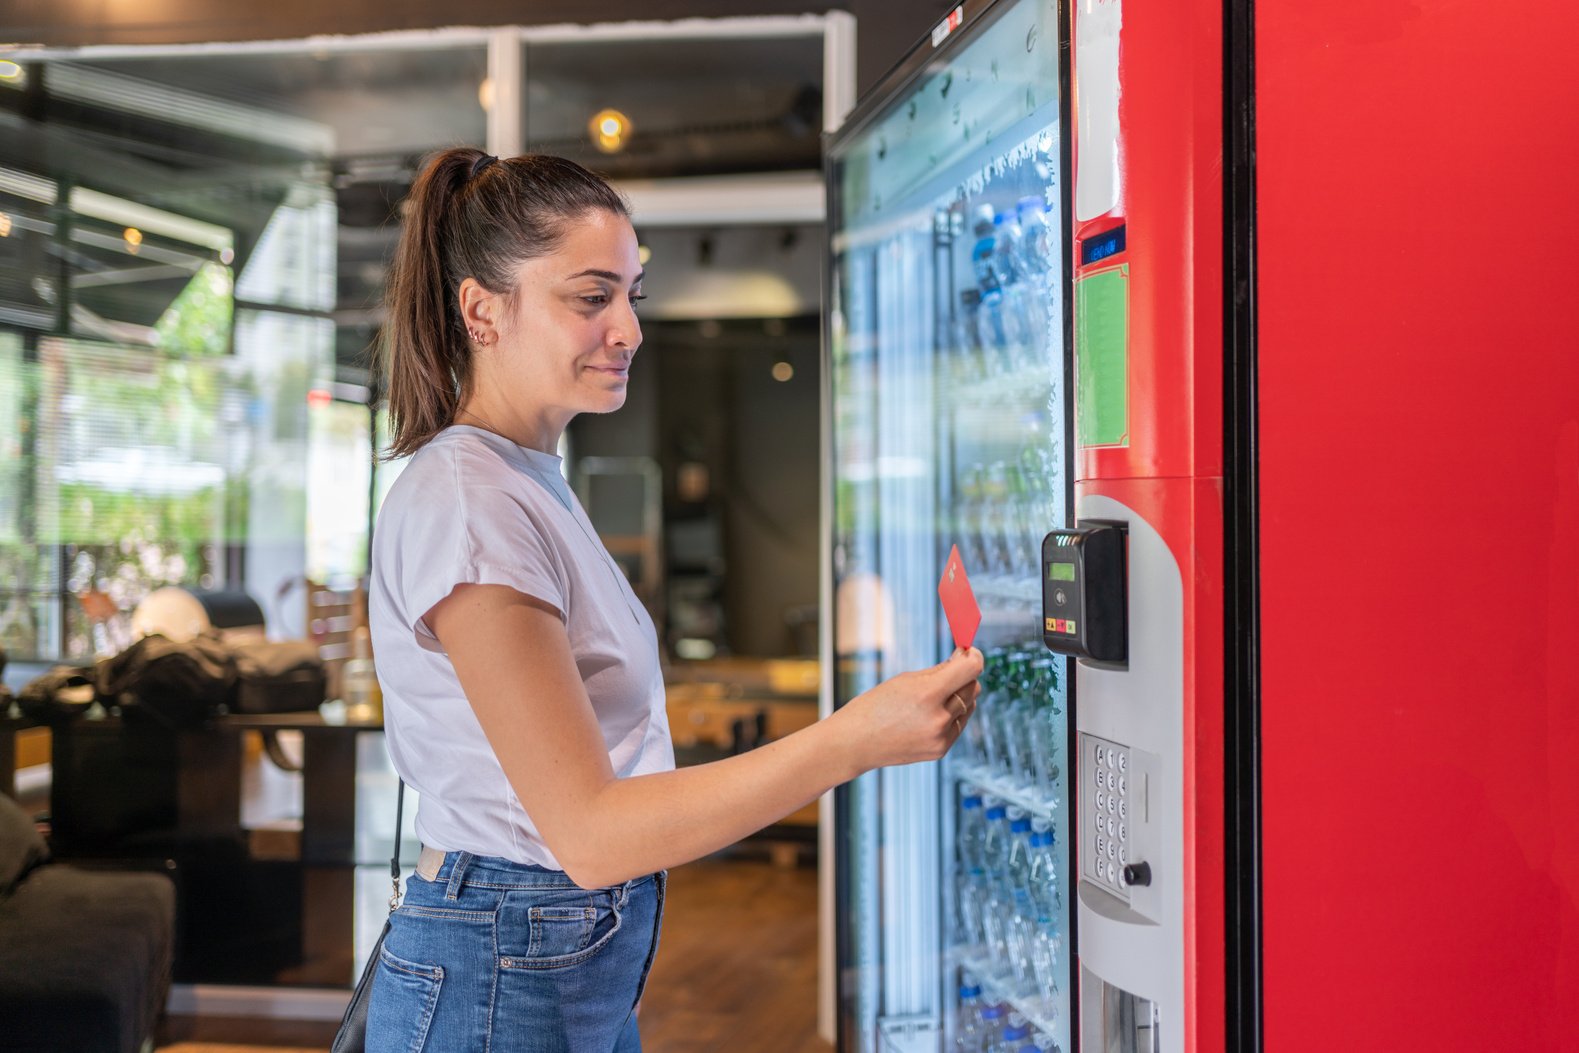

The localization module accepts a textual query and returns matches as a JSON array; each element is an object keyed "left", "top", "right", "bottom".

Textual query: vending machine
[
  {"left": 826, "top": 1, "right": 1076, "bottom": 1050},
  {"left": 826, "top": 0, "right": 1226, "bottom": 1048},
  {"left": 829, "top": 0, "right": 1579, "bottom": 1050}
]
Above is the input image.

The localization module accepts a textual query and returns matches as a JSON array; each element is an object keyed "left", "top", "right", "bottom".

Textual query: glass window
[{"left": 0, "top": 43, "right": 488, "bottom": 657}]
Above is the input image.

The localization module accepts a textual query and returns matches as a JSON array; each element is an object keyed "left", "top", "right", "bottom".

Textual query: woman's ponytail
[
  {"left": 380, "top": 147, "right": 630, "bottom": 459},
  {"left": 380, "top": 148, "right": 481, "bottom": 459}
]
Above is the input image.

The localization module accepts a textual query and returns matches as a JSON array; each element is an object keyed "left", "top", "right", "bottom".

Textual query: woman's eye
[
  {"left": 581, "top": 295, "right": 608, "bottom": 306},
  {"left": 629, "top": 294, "right": 647, "bottom": 309}
]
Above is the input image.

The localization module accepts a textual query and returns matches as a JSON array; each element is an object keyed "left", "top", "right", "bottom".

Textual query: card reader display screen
[{"left": 1048, "top": 562, "right": 1076, "bottom": 582}]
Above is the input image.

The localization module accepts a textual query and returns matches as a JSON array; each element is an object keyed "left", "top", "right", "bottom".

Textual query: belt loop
[{"left": 445, "top": 851, "right": 474, "bottom": 900}]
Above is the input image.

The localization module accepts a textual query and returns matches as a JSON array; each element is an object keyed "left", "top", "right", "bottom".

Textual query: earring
[{"left": 468, "top": 327, "right": 486, "bottom": 345}]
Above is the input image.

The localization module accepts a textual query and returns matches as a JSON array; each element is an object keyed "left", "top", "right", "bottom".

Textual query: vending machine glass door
[{"left": 826, "top": 0, "right": 1074, "bottom": 1049}]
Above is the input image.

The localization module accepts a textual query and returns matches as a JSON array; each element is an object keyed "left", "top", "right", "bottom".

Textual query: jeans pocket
[
  {"left": 367, "top": 945, "right": 445, "bottom": 1053},
  {"left": 503, "top": 887, "right": 623, "bottom": 970}
]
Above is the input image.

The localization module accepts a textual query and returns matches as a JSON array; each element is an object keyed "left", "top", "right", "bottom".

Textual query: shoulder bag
[{"left": 331, "top": 779, "right": 405, "bottom": 1053}]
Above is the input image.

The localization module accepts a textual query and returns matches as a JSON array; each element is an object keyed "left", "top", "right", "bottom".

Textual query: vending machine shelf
[
  {"left": 877, "top": 1018, "right": 942, "bottom": 1053},
  {"left": 952, "top": 948, "right": 1064, "bottom": 1039},
  {"left": 951, "top": 760, "right": 1060, "bottom": 822}
]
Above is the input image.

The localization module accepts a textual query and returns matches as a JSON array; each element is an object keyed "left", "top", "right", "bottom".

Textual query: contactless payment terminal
[{"left": 1042, "top": 520, "right": 1128, "bottom": 667}]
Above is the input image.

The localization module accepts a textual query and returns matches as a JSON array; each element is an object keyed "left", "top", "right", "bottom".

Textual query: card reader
[{"left": 1042, "top": 520, "right": 1128, "bottom": 667}]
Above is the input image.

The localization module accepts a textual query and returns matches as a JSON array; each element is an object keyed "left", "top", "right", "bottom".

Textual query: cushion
[
  {"left": 0, "top": 792, "right": 48, "bottom": 894},
  {"left": 0, "top": 864, "right": 175, "bottom": 1053}
]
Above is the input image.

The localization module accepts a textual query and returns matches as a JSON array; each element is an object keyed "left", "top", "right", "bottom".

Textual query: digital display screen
[
  {"left": 1048, "top": 562, "right": 1076, "bottom": 581},
  {"left": 1080, "top": 224, "right": 1127, "bottom": 265}
]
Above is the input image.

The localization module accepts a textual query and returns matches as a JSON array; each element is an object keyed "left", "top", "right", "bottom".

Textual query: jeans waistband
[{"left": 416, "top": 846, "right": 655, "bottom": 899}]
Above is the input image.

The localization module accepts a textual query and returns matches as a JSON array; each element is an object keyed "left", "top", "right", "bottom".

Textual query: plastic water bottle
[
  {"left": 1031, "top": 922, "right": 1062, "bottom": 1001},
  {"left": 977, "top": 1004, "right": 1008, "bottom": 1053},
  {"left": 1017, "top": 196, "right": 1058, "bottom": 277},
  {"left": 959, "top": 792, "right": 986, "bottom": 870},
  {"left": 957, "top": 866, "right": 987, "bottom": 947},
  {"left": 971, "top": 204, "right": 1006, "bottom": 293},
  {"left": 990, "top": 1014, "right": 1033, "bottom": 1053},
  {"left": 955, "top": 289, "right": 986, "bottom": 380},
  {"left": 982, "top": 802, "right": 1009, "bottom": 884},
  {"left": 1007, "top": 811, "right": 1035, "bottom": 893},
  {"left": 1028, "top": 821, "right": 1060, "bottom": 916},
  {"left": 996, "top": 210, "right": 1026, "bottom": 287},
  {"left": 955, "top": 974, "right": 986, "bottom": 1053},
  {"left": 1006, "top": 890, "right": 1038, "bottom": 993}
]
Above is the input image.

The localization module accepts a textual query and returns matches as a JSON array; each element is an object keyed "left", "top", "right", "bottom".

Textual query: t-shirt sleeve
[{"left": 388, "top": 453, "right": 569, "bottom": 652}]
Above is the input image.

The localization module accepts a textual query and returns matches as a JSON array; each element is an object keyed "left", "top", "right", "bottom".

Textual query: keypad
[{"left": 1084, "top": 734, "right": 1133, "bottom": 897}]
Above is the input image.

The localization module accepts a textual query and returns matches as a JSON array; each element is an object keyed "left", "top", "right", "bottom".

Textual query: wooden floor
[{"left": 157, "top": 855, "right": 829, "bottom": 1053}]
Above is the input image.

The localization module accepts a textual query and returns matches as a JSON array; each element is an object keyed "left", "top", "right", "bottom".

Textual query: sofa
[{"left": 0, "top": 791, "right": 175, "bottom": 1053}]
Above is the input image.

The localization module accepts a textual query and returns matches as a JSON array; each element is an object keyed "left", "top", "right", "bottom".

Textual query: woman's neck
[{"left": 455, "top": 397, "right": 569, "bottom": 455}]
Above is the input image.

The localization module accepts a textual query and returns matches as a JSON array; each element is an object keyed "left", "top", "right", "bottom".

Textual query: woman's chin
[{"left": 584, "top": 388, "right": 628, "bottom": 414}]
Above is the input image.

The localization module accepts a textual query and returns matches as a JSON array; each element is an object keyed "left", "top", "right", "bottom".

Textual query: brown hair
[{"left": 380, "top": 148, "right": 630, "bottom": 458}]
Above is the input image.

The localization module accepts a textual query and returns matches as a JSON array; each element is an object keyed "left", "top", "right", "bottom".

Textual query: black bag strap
[{"left": 388, "top": 779, "right": 405, "bottom": 912}]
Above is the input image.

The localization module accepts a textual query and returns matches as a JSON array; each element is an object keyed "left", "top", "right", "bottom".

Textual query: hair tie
[{"left": 470, "top": 153, "right": 498, "bottom": 179}]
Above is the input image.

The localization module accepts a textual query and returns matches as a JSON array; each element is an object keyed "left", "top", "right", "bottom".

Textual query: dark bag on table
[
  {"left": 229, "top": 639, "right": 326, "bottom": 713},
  {"left": 15, "top": 665, "right": 98, "bottom": 725},
  {"left": 95, "top": 632, "right": 237, "bottom": 729}
]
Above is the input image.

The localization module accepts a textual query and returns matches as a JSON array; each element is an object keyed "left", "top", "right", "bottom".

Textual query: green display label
[
  {"left": 1075, "top": 265, "right": 1130, "bottom": 448},
  {"left": 1049, "top": 562, "right": 1076, "bottom": 581}
]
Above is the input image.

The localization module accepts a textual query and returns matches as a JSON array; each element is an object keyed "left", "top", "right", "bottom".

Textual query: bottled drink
[
  {"left": 981, "top": 802, "right": 1010, "bottom": 888},
  {"left": 996, "top": 210, "right": 1026, "bottom": 287},
  {"left": 956, "top": 866, "right": 987, "bottom": 947},
  {"left": 1007, "top": 811, "right": 1035, "bottom": 893},
  {"left": 955, "top": 974, "right": 986, "bottom": 1053},
  {"left": 955, "top": 289, "right": 987, "bottom": 380},
  {"left": 1031, "top": 923, "right": 1062, "bottom": 1002},
  {"left": 977, "top": 1004, "right": 1008, "bottom": 1053},
  {"left": 342, "top": 626, "right": 381, "bottom": 721},
  {"left": 1028, "top": 819, "right": 1060, "bottom": 917},
  {"left": 1017, "top": 196, "right": 1058, "bottom": 277},
  {"left": 990, "top": 1014, "right": 1033, "bottom": 1053},
  {"left": 1006, "top": 890, "right": 1038, "bottom": 993},
  {"left": 977, "top": 657, "right": 1009, "bottom": 771},
  {"left": 971, "top": 204, "right": 1007, "bottom": 293},
  {"left": 1001, "top": 656, "right": 1037, "bottom": 783},
  {"left": 959, "top": 791, "right": 987, "bottom": 870}
]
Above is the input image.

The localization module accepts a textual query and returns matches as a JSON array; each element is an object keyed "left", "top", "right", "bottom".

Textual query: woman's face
[{"left": 492, "top": 209, "right": 644, "bottom": 418}]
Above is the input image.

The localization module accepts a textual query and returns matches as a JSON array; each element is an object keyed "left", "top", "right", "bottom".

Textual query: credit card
[{"left": 938, "top": 544, "right": 981, "bottom": 650}]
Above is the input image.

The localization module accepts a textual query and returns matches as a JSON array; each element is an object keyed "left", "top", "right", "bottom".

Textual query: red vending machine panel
[{"left": 1257, "top": 1, "right": 1579, "bottom": 1048}]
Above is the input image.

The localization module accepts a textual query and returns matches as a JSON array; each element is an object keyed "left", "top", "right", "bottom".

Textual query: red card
[{"left": 938, "top": 544, "right": 981, "bottom": 650}]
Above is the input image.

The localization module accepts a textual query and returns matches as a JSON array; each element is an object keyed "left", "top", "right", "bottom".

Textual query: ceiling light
[
  {"left": 478, "top": 77, "right": 494, "bottom": 112},
  {"left": 589, "top": 108, "right": 632, "bottom": 154},
  {"left": 0, "top": 61, "right": 24, "bottom": 85},
  {"left": 772, "top": 359, "right": 794, "bottom": 383},
  {"left": 123, "top": 227, "right": 143, "bottom": 253},
  {"left": 638, "top": 244, "right": 652, "bottom": 266},
  {"left": 0, "top": 212, "right": 11, "bottom": 238},
  {"left": 219, "top": 247, "right": 235, "bottom": 265},
  {"left": 71, "top": 187, "right": 233, "bottom": 252}
]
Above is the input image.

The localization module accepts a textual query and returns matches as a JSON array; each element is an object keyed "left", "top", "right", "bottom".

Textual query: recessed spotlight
[
  {"left": 772, "top": 360, "right": 795, "bottom": 383},
  {"left": 123, "top": 227, "right": 143, "bottom": 254},
  {"left": 478, "top": 78, "right": 494, "bottom": 112},
  {"left": 0, "top": 212, "right": 11, "bottom": 238},
  {"left": 638, "top": 244, "right": 652, "bottom": 266}
]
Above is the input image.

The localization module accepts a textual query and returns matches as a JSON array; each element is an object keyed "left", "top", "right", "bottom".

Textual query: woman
[{"left": 366, "top": 148, "right": 982, "bottom": 1052}]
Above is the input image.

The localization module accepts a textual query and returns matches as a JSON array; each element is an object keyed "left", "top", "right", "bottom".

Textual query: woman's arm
[{"left": 427, "top": 583, "right": 982, "bottom": 889}]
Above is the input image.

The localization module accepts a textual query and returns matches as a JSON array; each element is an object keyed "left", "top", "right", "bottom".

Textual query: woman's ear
[{"left": 458, "top": 277, "right": 498, "bottom": 346}]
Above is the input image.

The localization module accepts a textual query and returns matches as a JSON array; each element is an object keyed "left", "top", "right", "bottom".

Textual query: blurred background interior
[{"left": 0, "top": 3, "right": 939, "bottom": 1050}]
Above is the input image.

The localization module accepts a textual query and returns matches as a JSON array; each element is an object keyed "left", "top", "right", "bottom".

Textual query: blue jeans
[{"left": 366, "top": 851, "right": 666, "bottom": 1052}]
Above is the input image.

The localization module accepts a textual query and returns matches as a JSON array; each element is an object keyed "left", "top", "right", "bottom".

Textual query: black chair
[{"left": 0, "top": 791, "right": 175, "bottom": 1053}]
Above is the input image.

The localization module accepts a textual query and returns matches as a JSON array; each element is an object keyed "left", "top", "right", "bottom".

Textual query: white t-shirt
[{"left": 369, "top": 425, "right": 674, "bottom": 869}]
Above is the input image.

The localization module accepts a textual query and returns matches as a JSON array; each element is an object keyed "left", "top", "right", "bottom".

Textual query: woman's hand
[{"left": 834, "top": 647, "right": 984, "bottom": 772}]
